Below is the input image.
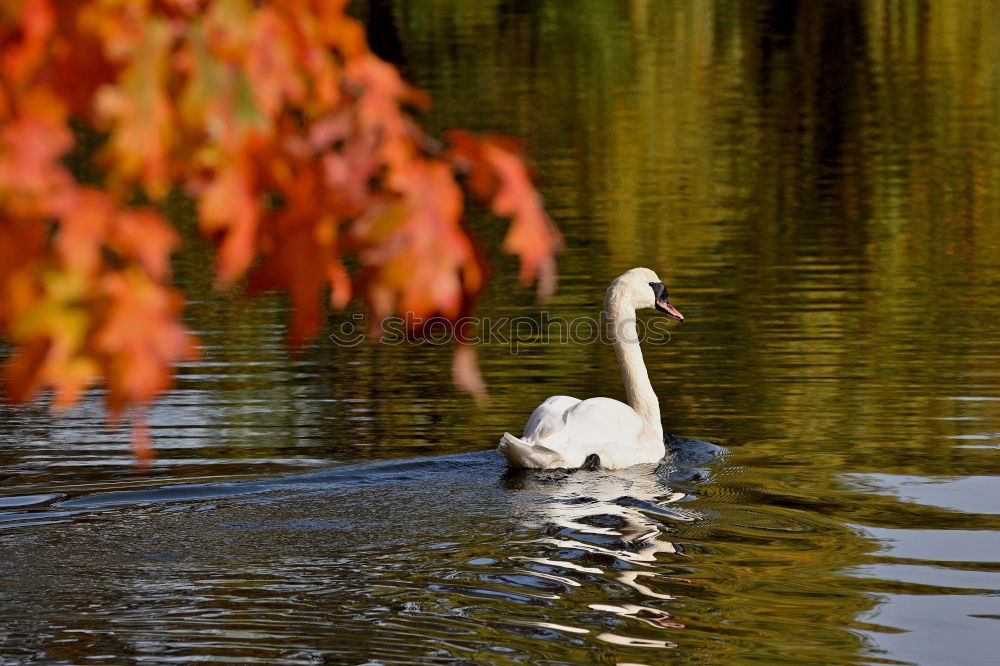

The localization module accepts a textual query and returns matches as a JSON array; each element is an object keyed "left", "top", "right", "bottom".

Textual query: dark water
[{"left": 2, "top": 1, "right": 1000, "bottom": 664}]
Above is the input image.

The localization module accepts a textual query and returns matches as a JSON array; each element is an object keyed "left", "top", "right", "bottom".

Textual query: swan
[{"left": 498, "top": 267, "right": 684, "bottom": 470}]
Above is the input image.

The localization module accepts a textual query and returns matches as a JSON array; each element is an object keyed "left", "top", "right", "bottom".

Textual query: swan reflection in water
[{"left": 501, "top": 452, "right": 709, "bottom": 648}]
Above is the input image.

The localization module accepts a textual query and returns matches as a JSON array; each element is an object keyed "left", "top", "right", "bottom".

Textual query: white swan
[{"left": 498, "top": 267, "right": 684, "bottom": 470}]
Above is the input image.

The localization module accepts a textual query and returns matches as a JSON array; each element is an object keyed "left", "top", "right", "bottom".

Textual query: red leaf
[
  {"left": 248, "top": 209, "right": 328, "bottom": 346},
  {"left": 1, "top": 0, "right": 55, "bottom": 85}
]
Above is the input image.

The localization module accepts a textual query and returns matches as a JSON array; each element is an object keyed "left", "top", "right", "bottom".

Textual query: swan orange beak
[{"left": 655, "top": 300, "right": 684, "bottom": 321}]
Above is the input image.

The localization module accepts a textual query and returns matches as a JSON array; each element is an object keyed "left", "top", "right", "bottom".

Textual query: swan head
[{"left": 611, "top": 267, "right": 684, "bottom": 321}]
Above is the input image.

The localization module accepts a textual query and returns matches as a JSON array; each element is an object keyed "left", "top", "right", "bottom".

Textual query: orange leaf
[
  {"left": 0, "top": 0, "right": 562, "bottom": 453},
  {"left": 93, "top": 268, "right": 195, "bottom": 412},
  {"left": 198, "top": 159, "right": 259, "bottom": 284},
  {"left": 452, "top": 344, "right": 488, "bottom": 406},
  {"left": 1, "top": 0, "right": 55, "bottom": 85},
  {"left": 54, "top": 189, "right": 113, "bottom": 275},
  {"left": 447, "top": 133, "right": 562, "bottom": 300},
  {"left": 0, "top": 89, "right": 73, "bottom": 213},
  {"left": 247, "top": 8, "right": 304, "bottom": 116},
  {"left": 110, "top": 208, "right": 178, "bottom": 281},
  {"left": 93, "top": 14, "right": 174, "bottom": 195},
  {"left": 248, "top": 210, "right": 327, "bottom": 345}
]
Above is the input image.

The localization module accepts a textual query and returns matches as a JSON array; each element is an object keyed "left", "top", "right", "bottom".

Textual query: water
[{"left": 2, "top": 1, "right": 1000, "bottom": 663}]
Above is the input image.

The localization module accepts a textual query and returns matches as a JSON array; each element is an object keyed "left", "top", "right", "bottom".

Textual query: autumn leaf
[
  {"left": 92, "top": 13, "right": 175, "bottom": 195},
  {"left": 1, "top": 0, "right": 55, "bottom": 86},
  {"left": 448, "top": 130, "right": 563, "bottom": 300},
  {"left": 0, "top": 0, "right": 561, "bottom": 455},
  {"left": 198, "top": 157, "right": 259, "bottom": 285}
]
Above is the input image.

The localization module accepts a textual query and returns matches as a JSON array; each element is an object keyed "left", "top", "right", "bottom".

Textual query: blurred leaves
[{"left": 0, "top": 0, "right": 561, "bottom": 454}]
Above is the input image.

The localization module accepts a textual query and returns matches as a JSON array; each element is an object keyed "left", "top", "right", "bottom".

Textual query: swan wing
[
  {"left": 564, "top": 397, "right": 644, "bottom": 441},
  {"left": 523, "top": 395, "right": 581, "bottom": 440},
  {"left": 505, "top": 396, "right": 659, "bottom": 470},
  {"left": 555, "top": 397, "right": 647, "bottom": 468}
]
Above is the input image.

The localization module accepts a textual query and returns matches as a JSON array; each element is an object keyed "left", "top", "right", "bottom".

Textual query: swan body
[{"left": 499, "top": 267, "right": 684, "bottom": 470}]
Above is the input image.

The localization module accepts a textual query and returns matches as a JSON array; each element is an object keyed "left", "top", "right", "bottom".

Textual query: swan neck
[{"left": 604, "top": 287, "right": 662, "bottom": 440}]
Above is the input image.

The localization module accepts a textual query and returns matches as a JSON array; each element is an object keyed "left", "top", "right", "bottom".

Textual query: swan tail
[{"left": 498, "top": 432, "right": 564, "bottom": 469}]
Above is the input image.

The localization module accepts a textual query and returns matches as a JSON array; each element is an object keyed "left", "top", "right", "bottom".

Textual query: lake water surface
[{"left": 2, "top": 1, "right": 1000, "bottom": 664}]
